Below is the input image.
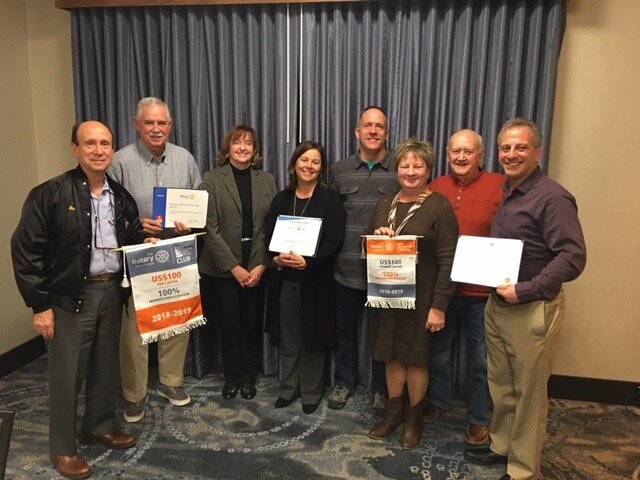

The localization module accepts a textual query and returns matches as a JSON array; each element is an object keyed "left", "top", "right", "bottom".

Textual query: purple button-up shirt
[{"left": 491, "top": 167, "right": 586, "bottom": 303}]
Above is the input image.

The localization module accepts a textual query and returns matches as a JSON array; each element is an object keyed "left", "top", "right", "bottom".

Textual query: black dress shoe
[
  {"left": 222, "top": 383, "right": 239, "bottom": 400},
  {"left": 275, "top": 391, "right": 301, "bottom": 408},
  {"left": 499, "top": 474, "right": 513, "bottom": 480},
  {"left": 275, "top": 396, "right": 296, "bottom": 408},
  {"left": 240, "top": 384, "right": 257, "bottom": 400},
  {"left": 464, "top": 447, "right": 508, "bottom": 465},
  {"left": 302, "top": 402, "right": 319, "bottom": 414}
]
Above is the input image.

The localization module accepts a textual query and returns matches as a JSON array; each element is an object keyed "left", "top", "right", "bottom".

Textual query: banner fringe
[
  {"left": 366, "top": 299, "right": 416, "bottom": 310},
  {"left": 141, "top": 316, "right": 207, "bottom": 345}
]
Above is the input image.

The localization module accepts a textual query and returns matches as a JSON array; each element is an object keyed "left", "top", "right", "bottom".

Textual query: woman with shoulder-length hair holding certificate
[
  {"left": 264, "top": 141, "right": 346, "bottom": 414},
  {"left": 366, "top": 138, "right": 458, "bottom": 449}
]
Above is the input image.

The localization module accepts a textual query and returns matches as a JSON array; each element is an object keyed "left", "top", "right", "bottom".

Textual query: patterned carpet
[{"left": 1, "top": 355, "right": 639, "bottom": 480}]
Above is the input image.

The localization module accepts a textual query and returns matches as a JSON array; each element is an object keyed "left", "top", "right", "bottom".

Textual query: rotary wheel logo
[
  {"left": 384, "top": 241, "right": 394, "bottom": 252},
  {"left": 155, "top": 250, "right": 170, "bottom": 263}
]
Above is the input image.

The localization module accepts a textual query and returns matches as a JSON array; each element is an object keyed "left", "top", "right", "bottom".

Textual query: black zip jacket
[{"left": 11, "top": 166, "right": 145, "bottom": 314}]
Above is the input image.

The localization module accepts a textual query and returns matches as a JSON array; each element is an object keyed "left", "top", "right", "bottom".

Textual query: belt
[
  {"left": 88, "top": 272, "right": 120, "bottom": 282},
  {"left": 241, "top": 237, "right": 253, "bottom": 243}
]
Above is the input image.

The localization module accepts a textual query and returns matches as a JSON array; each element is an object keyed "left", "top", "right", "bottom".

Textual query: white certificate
[
  {"left": 152, "top": 187, "right": 209, "bottom": 228},
  {"left": 450, "top": 235, "right": 524, "bottom": 287},
  {"left": 268, "top": 215, "right": 323, "bottom": 257}
]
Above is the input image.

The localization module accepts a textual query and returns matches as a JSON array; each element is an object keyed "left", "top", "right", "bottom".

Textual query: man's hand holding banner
[{"left": 122, "top": 234, "right": 205, "bottom": 344}]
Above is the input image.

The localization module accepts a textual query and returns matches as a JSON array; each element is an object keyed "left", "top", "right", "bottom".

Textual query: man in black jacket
[{"left": 11, "top": 121, "right": 147, "bottom": 480}]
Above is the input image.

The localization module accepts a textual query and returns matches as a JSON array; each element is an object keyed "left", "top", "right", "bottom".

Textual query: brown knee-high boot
[
  {"left": 368, "top": 396, "right": 403, "bottom": 440},
  {"left": 400, "top": 402, "right": 423, "bottom": 449}
]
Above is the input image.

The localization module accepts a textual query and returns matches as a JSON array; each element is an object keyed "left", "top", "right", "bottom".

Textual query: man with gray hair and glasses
[{"left": 109, "top": 97, "right": 201, "bottom": 423}]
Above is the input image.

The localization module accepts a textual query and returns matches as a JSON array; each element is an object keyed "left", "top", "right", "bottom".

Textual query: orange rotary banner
[
  {"left": 365, "top": 235, "right": 419, "bottom": 310},
  {"left": 122, "top": 234, "right": 205, "bottom": 344}
]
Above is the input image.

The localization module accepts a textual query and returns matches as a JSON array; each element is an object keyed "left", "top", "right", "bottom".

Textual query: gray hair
[
  {"left": 497, "top": 118, "right": 542, "bottom": 148},
  {"left": 135, "top": 97, "right": 172, "bottom": 121}
]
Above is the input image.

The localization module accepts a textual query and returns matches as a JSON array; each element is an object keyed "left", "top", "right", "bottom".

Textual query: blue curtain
[
  {"left": 71, "top": 0, "right": 566, "bottom": 383},
  {"left": 299, "top": 1, "right": 566, "bottom": 176},
  {"left": 72, "top": 0, "right": 565, "bottom": 179},
  {"left": 72, "top": 4, "right": 297, "bottom": 177}
]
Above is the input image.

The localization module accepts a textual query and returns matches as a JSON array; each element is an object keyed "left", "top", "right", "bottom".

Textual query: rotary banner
[
  {"left": 365, "top": 235, "right": 419, "bottom": 309},
  {"left": 122, "top": 234, "right": 205, "bottom": 344}
]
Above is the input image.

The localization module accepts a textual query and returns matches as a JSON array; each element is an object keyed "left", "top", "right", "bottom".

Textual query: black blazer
[{"left": 264, "top": 185, "right": 346, "bottom": 349}]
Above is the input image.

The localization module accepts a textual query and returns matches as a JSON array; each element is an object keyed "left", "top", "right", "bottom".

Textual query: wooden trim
[
  {"left": 0, "top": 337, "right": 46, "bottom": 379},
  {"left": 549, "top": 374, "right": 640, "bottom": 406},
  {"left": 56, "top": 0, "right": 370, "bottom": 8}
]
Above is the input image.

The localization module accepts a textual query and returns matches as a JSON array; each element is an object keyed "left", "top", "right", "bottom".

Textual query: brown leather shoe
[
  {"left": 466, "top": 423, "right": 490, "bottom": 445},
  {"left": 368, "top": 396, "right": 403, "bottom": 440},
  {"left": 50, "top": 454, "right": 92, "bottom": 479},
  {"left": 422, "top": 403, "right": 444, "bottom": 422},
  {"left": 89, "top": 430, "right": 136, "bottom": 449},
  {"left": 400, "top": 403, "right": 423, "bottom": 449}
]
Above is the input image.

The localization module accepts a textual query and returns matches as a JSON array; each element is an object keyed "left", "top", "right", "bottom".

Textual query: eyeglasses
[
  {"left": 94, "top": 217, "right": 117, "bottom": 250},
  {"left": 142, "top": 120, "right": 170, "bottom": 127},
  {"left": 92, "top": 197, "right": 117, "bottom": 250}
]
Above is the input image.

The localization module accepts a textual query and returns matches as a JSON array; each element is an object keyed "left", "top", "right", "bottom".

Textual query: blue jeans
[
  {"left": 334, "top": 282, "right": 387, "bottom": 393},
  {"left": 427, "top": 296, "right": 492, "bottom": 425}
]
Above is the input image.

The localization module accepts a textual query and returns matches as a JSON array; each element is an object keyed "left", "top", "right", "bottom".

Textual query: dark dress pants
[
  {"left": 202, "top": 274, "right": 262, "bottom": 385},
  {"left": 48, "top": 279, "right": 122, "bottom": 455},
  {"left": 278, "top": 281, "right": 325, "bottom": 404}
]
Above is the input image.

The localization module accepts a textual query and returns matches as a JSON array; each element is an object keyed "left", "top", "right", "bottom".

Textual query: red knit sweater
[{"left": 429, "top": 169, "right": 504, "bottom": 297}]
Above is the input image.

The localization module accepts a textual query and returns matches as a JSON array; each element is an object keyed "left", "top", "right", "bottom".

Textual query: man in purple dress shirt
[{"left": 464, "top": 118, "right": 586, "bottom": 480}]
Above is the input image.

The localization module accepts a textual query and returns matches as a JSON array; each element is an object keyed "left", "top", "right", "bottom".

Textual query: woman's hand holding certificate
[{"left": 273, "top": 251, "right": 307, "bottom": 270}]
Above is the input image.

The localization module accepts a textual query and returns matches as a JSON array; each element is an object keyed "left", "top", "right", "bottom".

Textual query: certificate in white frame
[
  {"left": 268, "top": 215, "right": 323, "bottom": 257},
  {"left": 152, "top": 187, "right": 209, "bottom": 228},
  {"left": 451, "top": 235, "right": 524, "bottom": 287}
]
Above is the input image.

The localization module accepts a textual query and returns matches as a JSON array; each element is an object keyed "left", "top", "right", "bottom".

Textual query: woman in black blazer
[
  {"left": 264, "top": 141, "right": 346, "bottom": 414},
  {"left": 199, "top": 125, "right": 277, "bottom": 401}
]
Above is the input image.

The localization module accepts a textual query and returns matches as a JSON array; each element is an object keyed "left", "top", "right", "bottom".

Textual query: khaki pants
[
  {"left": 485, "top": 291, "right": 565, "bottom": 480},
  {"left": 119, "top": 296, "right": 190, "bottom": 403}
]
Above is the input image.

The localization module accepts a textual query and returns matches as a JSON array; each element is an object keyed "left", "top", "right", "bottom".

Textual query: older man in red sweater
[{"left": 424, "top": 129, "right": 504, "bottom": 445}]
